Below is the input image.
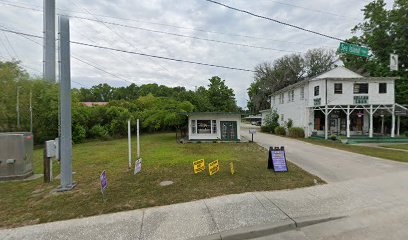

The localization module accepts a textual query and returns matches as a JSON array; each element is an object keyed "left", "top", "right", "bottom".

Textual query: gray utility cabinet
[{"left": 0, "top": 132, "right": 33, "bottom": 180}]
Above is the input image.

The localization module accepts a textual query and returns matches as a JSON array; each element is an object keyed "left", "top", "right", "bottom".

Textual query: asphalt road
[{"left": 241, "top": 123, "right": 408, "bottom": 183}]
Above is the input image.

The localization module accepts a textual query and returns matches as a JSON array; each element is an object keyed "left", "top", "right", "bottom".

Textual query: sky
[{"left": 0, "top": 0, "right": 395, "bottom": 108}]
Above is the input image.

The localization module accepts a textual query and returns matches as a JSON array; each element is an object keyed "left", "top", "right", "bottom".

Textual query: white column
[
  {"left": 325, "top": 105, "right": 328, "bottom": 140},
  {"left": 391, "top": 105, "right": 395, "bottom": 138},
  {"left": 369, "top": 105, "right": 373, "bottom": 138},
  {"left": 397, "top": 115, "right": 400, "bottom": 136},
  {"left": 346, "top": 105, "right": 350, "bottom": 138}
]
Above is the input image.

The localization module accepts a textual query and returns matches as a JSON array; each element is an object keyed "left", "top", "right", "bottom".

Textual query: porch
[{"left": 311, "top": 104, "right": 408, "bottom": 140}]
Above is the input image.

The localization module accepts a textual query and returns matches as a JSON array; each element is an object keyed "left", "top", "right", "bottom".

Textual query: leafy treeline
[
  {"left": 340, "top": 0, "right": 408, "bottom": 105},
  {"left": 0, "top": 61, "right": 239, "bottom": 144},
  {"left": 247, "top": 48, "right": 336, "bottom": 113}
]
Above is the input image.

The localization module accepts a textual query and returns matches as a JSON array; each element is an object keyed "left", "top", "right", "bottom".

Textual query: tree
[
  {"left": 206, "top": 76, "right": 238, "bottom": 112},
  {"left": 340, "top": 0, "right": 408, "bottom": 104},
  {"left": 248, "top": 49, "right": 335, "bottom": 113}
]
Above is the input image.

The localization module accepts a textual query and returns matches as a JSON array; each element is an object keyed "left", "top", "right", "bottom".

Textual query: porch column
[
  {"left": 369, "top": 105, "right": 373, "bottom": 138},
  {"left": 397, "top": 115, "right": 400, "bottom": 136},
  {"left": 391, "top": 105, "right": 395, "bottom": 138},
  {"left": 325, "top": 105, "right": 328, "bottom": 140},
  {"left": 346, "top": 105, "right": 350, "bottom": 138}
]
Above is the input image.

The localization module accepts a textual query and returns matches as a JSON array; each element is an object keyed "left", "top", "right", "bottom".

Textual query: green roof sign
[{"left": 339, "top": 42, "right": 369, "bottom": 57}]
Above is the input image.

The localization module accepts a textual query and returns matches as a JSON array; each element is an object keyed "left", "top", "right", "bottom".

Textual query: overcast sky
[{"left": 0, "top": 0, "right": 395, "bottom": 108}]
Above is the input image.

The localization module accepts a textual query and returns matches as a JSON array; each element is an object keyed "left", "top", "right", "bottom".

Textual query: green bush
[
  {"left": 274, "top": 126, "right": 286, "bottom": 136},
  {"left": 261, "top": 125, "right": 273, "bottom": 133},
  {"left": 405, "top": 131, "right": 408, "bottom": 137},
  {"left": 288, "top": 127, "right": 305, "bottom": 138},
  {"left": 286, "top": 119, "right": 293, "bottom": 129},
  {"left": 89, "top": 124, "right": 109, "bottom": 140},
  {"left": 72, "top": 124, "right": 86, "bottom": 143},
  {"left": 329, "top": 134, "right": 337, "bottom": 141}
]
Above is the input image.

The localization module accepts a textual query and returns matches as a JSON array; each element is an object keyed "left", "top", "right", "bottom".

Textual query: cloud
[{"left": 0, "top": 0, "right": 394, "bottom": 108}]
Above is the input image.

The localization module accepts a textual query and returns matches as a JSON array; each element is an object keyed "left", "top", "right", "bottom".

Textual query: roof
[
  {"left": 178, "top": 112, "right": 242, "bottom": 116},
  {"left": 270, "top": 67, "right": 398, "bottom": 97}
]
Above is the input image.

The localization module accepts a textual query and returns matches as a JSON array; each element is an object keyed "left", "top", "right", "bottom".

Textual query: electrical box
[
  {"left": 45, "top": 140, "right": 56, "bottom": 158},
  {"left": 0, "top": 132, "right": 33, "bottom": 180}
]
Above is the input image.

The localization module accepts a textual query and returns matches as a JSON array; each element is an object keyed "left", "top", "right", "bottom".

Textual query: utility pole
[
  {"left": 43, "top": 0, "right": 56, "bottom": 82},
  {"left": 16, "top": 86, "right": 21, "bottom": 130},
  {"left": 58, "top": 16, "right": 75, "bottom": 191}
]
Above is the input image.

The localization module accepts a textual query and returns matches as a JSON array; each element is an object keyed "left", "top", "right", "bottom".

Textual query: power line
[
  {"left": 71, "top": 40, "right": 255, "bottom": 72},
  {"left": 65, "top": 15, "right": 301, "bottom": 53},
  {"left": 0, "top": 28, "right": 255, "bottom": 73},
  {"left": 202, "top": 0, "right": 347, "bottom": 42},
  {"left": 0, "top": 0, "right": 322, "bottom": 46}
]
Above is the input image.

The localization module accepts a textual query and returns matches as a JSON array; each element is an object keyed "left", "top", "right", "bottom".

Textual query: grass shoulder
[{"left": 0, "top": 132, "right": 322, "bottom": 228}]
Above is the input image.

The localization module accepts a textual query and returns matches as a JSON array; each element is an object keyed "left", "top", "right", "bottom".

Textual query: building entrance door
[{"left": 220, "top": 121, "right": 237, "bottom": 141}]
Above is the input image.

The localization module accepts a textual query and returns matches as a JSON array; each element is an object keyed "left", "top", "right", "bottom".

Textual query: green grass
[
  {"left": 380, "top": 144, "right": 408, "bottom": 151},
  {"left": 0, "top": 133, "right": 322, "bottom": 228},
  {"left": 301, "top": 138, "right": 408, "bottom": 163}
]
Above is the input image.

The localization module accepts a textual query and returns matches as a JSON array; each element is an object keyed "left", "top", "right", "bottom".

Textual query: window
[
  {"left": 212, "top": 120, "right": 217, "bottom": 134},
  {"left": 300, "top": 87, "right": 304, "bottom": 100},
  {"left": 353, "top": 83, "right": 368, "bottom": 94},
  {"left": 191, "top": 120, "right": 196, "bottom": 134},
  {"left": 290, "top": 90, "right": 294, "bottom": 102},
  {"left": 314, "top": 86, "right": 320, "bottom": 96},
  {"left": 334, "top": 83, "right": 342, "bottom": 94},
  {"left": 379, "top": 83, "right": 387, "bottom": 94},
  {"left": 287, "top": 91, "right": 291, "bottom": 102},
  {"left": 197, "top": 120, "right": 211, "bottom": 134}
]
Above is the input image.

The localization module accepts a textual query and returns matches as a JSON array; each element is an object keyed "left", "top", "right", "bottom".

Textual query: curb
[{"left": 193, "top": 215, "right": 345, "bottom": 240}]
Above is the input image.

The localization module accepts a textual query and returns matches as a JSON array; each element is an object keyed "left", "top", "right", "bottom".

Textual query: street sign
[
  {"left": 338, "top": 42, "right": 369, "bottom": 57},
  {"left": 249, "top": 129, "right": 256, "bottom": 134},
  {"left": 208, "top": 160, "right": 220, "bottom": 176},
  {"left": 268, "top": 147, "right": 288, "bottom": 172},
  {"left": 193, "top": 159, "right": 205, "bottom": 174},
  {"left": 100, "top": 170, "right": 107, "bottom": 193},
  {"left": 390, "top": 54, "right": 398, "bottom": 71}
]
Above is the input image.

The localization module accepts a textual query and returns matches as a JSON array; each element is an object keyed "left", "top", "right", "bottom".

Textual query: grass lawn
[
  {"left": 301, "top": 138, "right": 408, "bottom": 163},
  {"left": 380, "top": 144, "right": 408, "bottom": 151},
  {"left": 0, "top": 133, "right": 323, "bottom": 228}
]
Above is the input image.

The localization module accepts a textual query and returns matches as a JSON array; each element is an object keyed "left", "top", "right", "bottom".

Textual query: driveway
[{"left": 241, "top": 123, "right": 408, "bottom": 182}]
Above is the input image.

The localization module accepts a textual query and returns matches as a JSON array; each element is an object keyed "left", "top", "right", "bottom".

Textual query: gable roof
[{"left": 314, "top": 66, "right": 363, "bottom": 79}]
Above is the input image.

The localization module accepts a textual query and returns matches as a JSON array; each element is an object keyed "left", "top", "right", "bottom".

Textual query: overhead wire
[
  {"left": 0, "top": 0, "right": 324, "bottom": 47},
  {"left": 202, "top": 0, "right": 347, "bottom": 42}
]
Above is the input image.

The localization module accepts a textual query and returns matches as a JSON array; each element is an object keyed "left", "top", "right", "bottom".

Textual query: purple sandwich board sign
[
  {"left": 268, "top": 146, "right": 288, "bottom": 172},
  {"left": 100, "top": 170, "right": 107, "bottom": 193}
]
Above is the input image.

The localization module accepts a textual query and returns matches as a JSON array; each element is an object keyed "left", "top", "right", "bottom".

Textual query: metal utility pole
[
  {"left": 43, "top": 0, "right": 56, "bottom": 82},
  {"left": 58, "top": 16, "right": 75, "bottom": 191},
  {"left": 30, "top": 90, "right": 33, "bottom": 132},
  {"left": 16, "top": 86, "right": 21, "bottom": 130}
]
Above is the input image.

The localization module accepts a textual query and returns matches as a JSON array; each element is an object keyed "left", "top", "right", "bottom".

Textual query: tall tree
[{"left": 206, "top": 76, "right": 238, "bottom": 112}]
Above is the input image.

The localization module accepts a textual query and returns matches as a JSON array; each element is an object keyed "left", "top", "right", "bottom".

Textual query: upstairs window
[
  {"left": 290, "top": 90, "right": 294, "bottom": 102},
  {"left": 379, "top": 83, "right": 387, "bottom": 94},
  {"left": 334, "top": 83, "right": 343, "bottom": 94},
  {"left": 300, "top": 87, "right": 304, "bottom": 100},
  {"left": 314, "top": 86, "right": 320, "bottom": 96},
  {"left": 353, "top": 83, "right": 368, "bottom": 94}
]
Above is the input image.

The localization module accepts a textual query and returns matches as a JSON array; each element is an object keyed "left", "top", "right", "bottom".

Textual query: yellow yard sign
[
  {"left": 193, "top": 159, "right": 205, "bottom": 174},
  {"left": 230, "top": 162, "right": 234, "bottom": 175},
  {"left": 208, "top": 160, "right": 220, "bottom": 176}
]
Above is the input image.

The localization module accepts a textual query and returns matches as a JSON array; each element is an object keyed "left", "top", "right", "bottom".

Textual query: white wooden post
[
  {"left": 346, "top": 105, "right": 350, "bottom": 138},
  {"left": 325, "top": 105, "right": 328, "bottom": 140},
  {"left": 397, "top": 115, "right": 400, "bottom": 136},
  {"left": 128, "top": 120, "right": 132, "bottom": 168},
  {"left": 369, "top": 105, "right": 373, "bottom": 138},
  {"left": 137, "top": 119, "right": 140, "bottom": 159},
  {"left": 391, "top": 105, "right": 395, "bottom": 138}
]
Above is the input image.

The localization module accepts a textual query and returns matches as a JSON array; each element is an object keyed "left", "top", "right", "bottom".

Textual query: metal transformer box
[{"left": 0, "top": 132, "right": 33, "bottom": 180}]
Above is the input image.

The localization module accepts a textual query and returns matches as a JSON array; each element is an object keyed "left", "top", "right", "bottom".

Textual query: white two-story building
[{"left": 262, "top": 66, "right": 407, "bottom": 139}]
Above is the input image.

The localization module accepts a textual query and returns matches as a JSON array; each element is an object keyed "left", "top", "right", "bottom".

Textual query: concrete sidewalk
[{"left": 2, "top": 169, "right": 408, "bottom": 240}]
